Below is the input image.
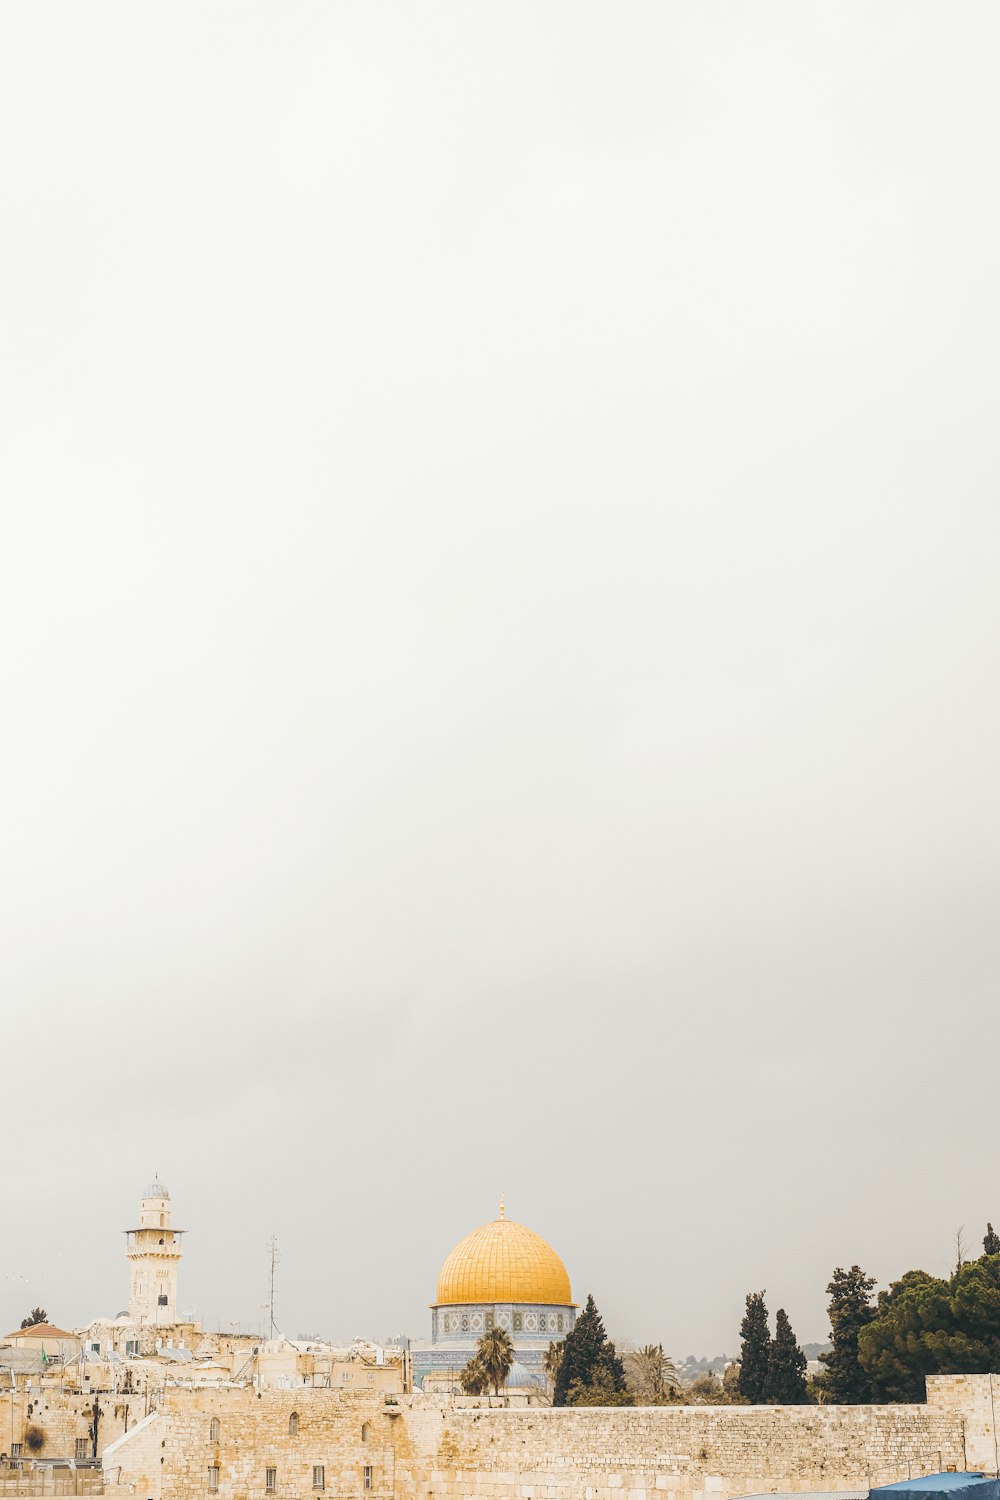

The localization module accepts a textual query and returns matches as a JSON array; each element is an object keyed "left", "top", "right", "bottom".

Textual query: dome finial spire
[{"left": 499, "top": 1191, "right": 505, "bottom": 1219}]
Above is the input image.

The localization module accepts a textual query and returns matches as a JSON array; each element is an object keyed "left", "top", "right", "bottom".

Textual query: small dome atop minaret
[{"left": 144, "top": 1179, "right": 169, "bottom": 1199}]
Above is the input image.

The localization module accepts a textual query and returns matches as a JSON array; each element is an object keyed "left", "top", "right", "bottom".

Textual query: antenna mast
[{"left": 267, "top": 1235, "right": 279, "bottom": 1338}]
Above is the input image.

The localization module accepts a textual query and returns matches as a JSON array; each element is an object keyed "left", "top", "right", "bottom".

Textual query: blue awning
[{"left": 871, "top": 1474, "right": 1000, "bottom": 1500}]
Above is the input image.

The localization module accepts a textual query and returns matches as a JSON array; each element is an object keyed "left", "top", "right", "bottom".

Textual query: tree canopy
[
  {"left": 553, "top": 1294, "right": 630, "bottom": 1407},
  {"left": 460, "top": 1327, "right": 515, "bottom": 1395},
  {"left": 738, "top": 1292, "right": 771, "bottom": 1403},
  {"left": 820, "top": 1266, "right": 875, "bottom": 1403},
  {"left": 858, "top": 1255, "right": 1000, "bottom": 1401},
  {"left": 766, "top": 1308, "right": 808, "bottom": 1404},
  {"left": 623, "top": 1344, "right": 681, "bottom": 1405},
  {"left": 478, "top": 1327, "right": 515, "bottom": 1395},
  {"left": 20, "top": 1308, "right": 48, "bottom": 1330}
]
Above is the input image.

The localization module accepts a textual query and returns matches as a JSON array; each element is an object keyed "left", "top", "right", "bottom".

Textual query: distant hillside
[{"left": 677, "top": 1344, "right": 829, "bottom": 1380}]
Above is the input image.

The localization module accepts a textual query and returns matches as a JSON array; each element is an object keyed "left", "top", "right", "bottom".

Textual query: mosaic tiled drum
[{"left": 411, "top": 1200, "right": 576, "bottom": 1390}]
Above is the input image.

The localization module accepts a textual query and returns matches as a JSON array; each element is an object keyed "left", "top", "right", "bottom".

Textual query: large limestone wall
[
  {"left": 396, "top": 1401, "right": 966, "bottom": 1500},
  {"left": 102, "top": 1385, "right": 987, "bottom": 1500},
  {"left": 0, "top": 1393, "right": 148, "bottom": 1465},
  {"left": 924, "top": 1376, "right": 1000, "bottom": 1475}
]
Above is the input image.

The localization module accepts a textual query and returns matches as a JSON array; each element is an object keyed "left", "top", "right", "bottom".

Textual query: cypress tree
[
  {"left": 593, "top": 1340, "right": 628, "bottom": 1395},
  {"left": 983, "top": 1224, "right": 1000, "bottom": 1257},
  {"left": 553, "top": 1294, "right": 628, "bottom": 1406},
  {"left": 820, "top": 1265, "right": 875, "bottom": 1403},
  {"left": 765, "top": 1308, "right": 808, "bottom": 1403},
  {"left": 554, "top": 1294, "right": 604, "bottom": 1405},
  {"left": 738, "top": 1291, "right": 771, "bottom": 1403}
]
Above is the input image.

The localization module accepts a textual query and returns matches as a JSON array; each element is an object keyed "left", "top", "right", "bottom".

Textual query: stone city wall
[
  {"left": 0, "top": 1393, "right": 149, "bottom": 1465},
  {"left": 101, "top": 1380, "right": 1000, "bottom": 1500},
  {"left": 922, "top": 1375, "right": 1000, "bottom": 1474},
  {"left": 397, "top": 1400, "right": 966, "bottom": 1500}
]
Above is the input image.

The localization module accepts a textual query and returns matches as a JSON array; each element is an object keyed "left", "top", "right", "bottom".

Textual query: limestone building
[
  {"left": 411, "top": 1199, "right": 575, "bottom": 1390},
  {"left": 124, "top": 1180, "right": 185, "bottom": 1325}
]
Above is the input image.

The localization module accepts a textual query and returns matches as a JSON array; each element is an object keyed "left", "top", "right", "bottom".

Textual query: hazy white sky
[{"left": 2, "top": 2, "right": 999, "bottom": 1358}]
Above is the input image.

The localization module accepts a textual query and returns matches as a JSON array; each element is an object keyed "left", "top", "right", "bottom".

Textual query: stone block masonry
[
  {"left": 0, "top": 1392, "right": 148, "bottom": 1467},
  {"left": 396, "top": 1401, "right": 966, "bottom": 1500},
  {"left": 101, "top": 1378, "right": 1000, "bottom": 1500}
]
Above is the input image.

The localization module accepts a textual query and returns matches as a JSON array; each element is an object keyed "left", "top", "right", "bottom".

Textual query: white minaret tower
[{"left": 124, "top": 1180, "right": 185, "bottom": 1325}]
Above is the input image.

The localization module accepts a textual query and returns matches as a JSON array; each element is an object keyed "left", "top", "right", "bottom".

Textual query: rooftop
[{"left": 3, "top": 1323, "right": 77, "bottom": 1341}]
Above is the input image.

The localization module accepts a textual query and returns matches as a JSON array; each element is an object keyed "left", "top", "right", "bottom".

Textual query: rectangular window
[
  {"left": 366, "top": 1373, "right": 374, "bottom": 1383},
  {"left": 364, "top": 1467, "right": 373, "bottom": 1491},
  {"left": 313, "top": 1468, "right": 325, "bottom": 1491},
  {"left": 208, "top": 1468, "right": 219, "bottom": 1493},
  {"left": 10, "top": 1443, "right": 22, "bottom": 1466},
  {"left": 341, "top": 1371, "right": 350, "bottom": 1382},
  {"left": 76, "top": 1440, "right": 90, "bottom": 1459},
  {"left": 265, "top": 1470, "right": 276, "bottom": 1494}
]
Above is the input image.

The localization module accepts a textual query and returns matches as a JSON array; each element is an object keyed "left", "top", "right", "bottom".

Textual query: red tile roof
[{"left": 3, "top": 1323, "right": 77, "bottom": 1341}]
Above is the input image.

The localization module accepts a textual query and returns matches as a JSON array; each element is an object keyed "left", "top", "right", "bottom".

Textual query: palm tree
[
  {"left": 625, "top": 1344, "right": 682, "bottom": 1404},
  {"left": 460, "top": 1355, "right": 489, "bottom": 1395},
  {"left": 543, "top": 1340, "right": 564, "bottom": 1390},
  {"left": 645, "top": 1343, "right": 683, "bottom": 1399},
  {"left": 478, "top": 1326, "right": 515, "bottom": 1395}
]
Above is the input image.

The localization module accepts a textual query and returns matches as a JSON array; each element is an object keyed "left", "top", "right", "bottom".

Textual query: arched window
[
  {"left": 361, "top": 1423, "right": 371, "bottom": 1444},
  {"left": 288, "top": 1413, "right": 299, "bottom": 1437},
  {"left": 209, "top": 1418, "right": 220, "bottom": 1443},
  {"left": 160, "top": 1213, "right": 165, "bottom": 1227}
]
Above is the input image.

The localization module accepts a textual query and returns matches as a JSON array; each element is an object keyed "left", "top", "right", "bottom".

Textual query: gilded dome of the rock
[{"left": 435, "top": 1215, "right": 573, "bottom": 1307}]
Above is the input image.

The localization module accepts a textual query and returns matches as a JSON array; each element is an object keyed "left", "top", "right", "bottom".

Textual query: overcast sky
[{"left": 1, "top": 2, "right": 999, "bottom": 1358}]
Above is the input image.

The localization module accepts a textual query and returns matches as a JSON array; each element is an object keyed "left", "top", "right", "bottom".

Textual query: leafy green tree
[
  {"left": 687, "top": 1368, "right": 745, "bottom": 1406},
  {"left": 567, "top": 1362, "right": 633, "bottom": 1406},
  {"left": 820, "top": 1266, "right": 875, "bottom": 1403},
  {"left": 738, "top": 1292, "right": 771, "bottom": 1403},
  {"left": 479, "top": 1326, "right": 515, "bottom": 1395},
  {"left": 859, "top": 1258, "right": 1000, "bottom": 1401},
  {"left": 984, "top": 1224, "right": 1000, "bottom": 1257},
  {"left": 553, "top": 1294, "right": 629, "bottom": 1407},
  {"left": 20, "top": 1309, "right": 47, "bottom": 1330},
  {"left": 588, "top": 1341, "right": 630, "bottom": 1404},
  {"left": 688, "top": 1371, "right": 724, "bottom": 1403},
  {"left": 765, "top": 1308, "right": 808, "bottom": 1403}
]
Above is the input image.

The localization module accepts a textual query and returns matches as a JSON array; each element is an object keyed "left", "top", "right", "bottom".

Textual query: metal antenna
[{"left": 267, "top": 1235, "right": 279, "bottom": 1338}]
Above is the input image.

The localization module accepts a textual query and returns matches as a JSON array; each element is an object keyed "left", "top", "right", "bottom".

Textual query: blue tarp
[{"left": 871, "top": 1475, "right": 1000, "bottom": 1500}]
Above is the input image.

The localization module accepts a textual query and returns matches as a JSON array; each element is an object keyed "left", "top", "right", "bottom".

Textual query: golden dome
[{"left": 435, "top": 1208, "right": 573, "bottom": 1307}]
